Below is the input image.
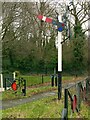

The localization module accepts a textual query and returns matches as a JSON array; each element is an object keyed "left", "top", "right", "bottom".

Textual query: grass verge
[
  {"left": 2, "top": 95, "right": 89, "bottom": 119},
  {"left": 2, "top": 86, "right": 57, "bottom": 101}
]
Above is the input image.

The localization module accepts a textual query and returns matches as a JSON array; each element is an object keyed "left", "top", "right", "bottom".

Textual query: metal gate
[{"left": 3, "top": 74, "right": 13, "bottom": 90}]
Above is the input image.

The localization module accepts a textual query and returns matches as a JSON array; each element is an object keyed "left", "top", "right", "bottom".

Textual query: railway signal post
[
  {"left": 37, "top": 13, "right": 64, "bottom": 100},
  {"left": 57, "top": 13, "right": 62, "bottom": 100}
]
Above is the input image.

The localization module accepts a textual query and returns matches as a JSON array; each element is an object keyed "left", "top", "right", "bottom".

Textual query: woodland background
[{"left": 1, "top": 1, "right": 89, "bottom": 75}]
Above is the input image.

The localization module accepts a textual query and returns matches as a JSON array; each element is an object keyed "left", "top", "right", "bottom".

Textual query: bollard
[
  {"left": 55, "top": 75, "right": 57, "bottom": 86},
  {"left": 22, "top": 79, "right": 26, "bottom": 96},
  {"left": 77, "top": 83, "right": 81, "bottom": 111},
  {"left": 24, "top": 79, "right": 26, "bottom": 96},
  {"left": 64, "top": 89, "right": 68, "bottom": 119},
  {"left": 5, "top": 78, "right": 7, "bottom": 90},
  {"left": 51, "top": 75, "right": 54, "bottom": 87}
]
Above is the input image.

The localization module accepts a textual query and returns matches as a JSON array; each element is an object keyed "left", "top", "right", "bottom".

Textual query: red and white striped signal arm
[
  {"left": 37, "top": 15, "right": 65, "bottom": 32},
  {"left": 37, "top": 15, "right": 53, "bottom": 23}
]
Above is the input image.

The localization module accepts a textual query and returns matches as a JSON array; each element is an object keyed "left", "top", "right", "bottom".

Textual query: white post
[
  {"left": 13, "top": 72, "right": 15, "bottom": 80},
  {"left": 0, "top": 74, "right": 3, "bottom": 91},
  {"left": 58, "top": 15, "right": 62, "bottom": 72},
  {"left": 58, "top": 13, "right": 62, "bottom": 100}
]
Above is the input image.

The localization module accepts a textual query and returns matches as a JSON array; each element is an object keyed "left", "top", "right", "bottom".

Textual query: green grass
[
  {"left": 17, "top": 75, "right": 50, "bottom": 86},
  {"left": 27, "top": 86, "right": 56, "bottom": 96},
  {"left": 2, "top": 95, "right": 89, "bottom": 119},
  {"left": 1, "top": 75, "right": 88, "bottom": 119},
  {"left": 2, "top": 75, "right": 83, "bottom": 101},
  {"left": 62, "top": 76, "right": 74, "bottom": 81},
  {"left": 2, "top": 95, "right": 64, "bottom": 118},
  {"left": 17, "top": 75, "right": 74, "bottom": 86},
  {"left": 2, "top": 86, "right": 57, "bottom": 101}
]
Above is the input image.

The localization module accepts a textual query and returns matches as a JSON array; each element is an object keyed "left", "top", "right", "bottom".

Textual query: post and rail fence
[{"left": 61, "top": 77, "right": 90, "bottom": 119}]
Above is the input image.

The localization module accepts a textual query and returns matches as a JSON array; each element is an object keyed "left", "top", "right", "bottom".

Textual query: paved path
[{"left": 2, "top": 91, "right": 57, "bottom": 110}]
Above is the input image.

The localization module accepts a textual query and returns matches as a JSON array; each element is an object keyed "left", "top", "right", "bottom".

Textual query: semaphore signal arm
[{"left": 37, "top": 15, "right": 65, "bottom": 32}]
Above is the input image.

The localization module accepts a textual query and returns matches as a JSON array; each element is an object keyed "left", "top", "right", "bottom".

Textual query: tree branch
[
  {"left": 82, "top": 28, "right": 90, "bottom": 34},
  {"left": 81, "top": 17, "right": 90, "bottom": 24}
]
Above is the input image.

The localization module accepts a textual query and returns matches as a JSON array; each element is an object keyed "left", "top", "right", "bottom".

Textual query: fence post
[
  {"left": 64, "top": 88, "right": 68, "bottom": 119},
  {"left": 77, "top": 83, "right": 81, "bottom": 111},
  {"left": 51, "top": 75, "right": 54, "bottom": 87},
  {"left": 86, "top": 79, "right": 88, "bottom": 94},
  {"left": 61, "top": 88, "right": 68, "bottom": 120},
  {"left": 4, "top": 78, "right": 7, "bottom": 90},
  {"left": 86, "top": 79, "right": 89, "bottom": 95}
]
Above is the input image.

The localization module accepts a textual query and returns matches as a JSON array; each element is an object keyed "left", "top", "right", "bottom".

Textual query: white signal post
[
  {"left": 58, "top": 13, "right": 62, "bottom": 100},
  {"left": 37, "top": 13, "right": 63, "bottom": 100},
  {"left": 58, "top": 15, "right": 62, "bottom": 72}
]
